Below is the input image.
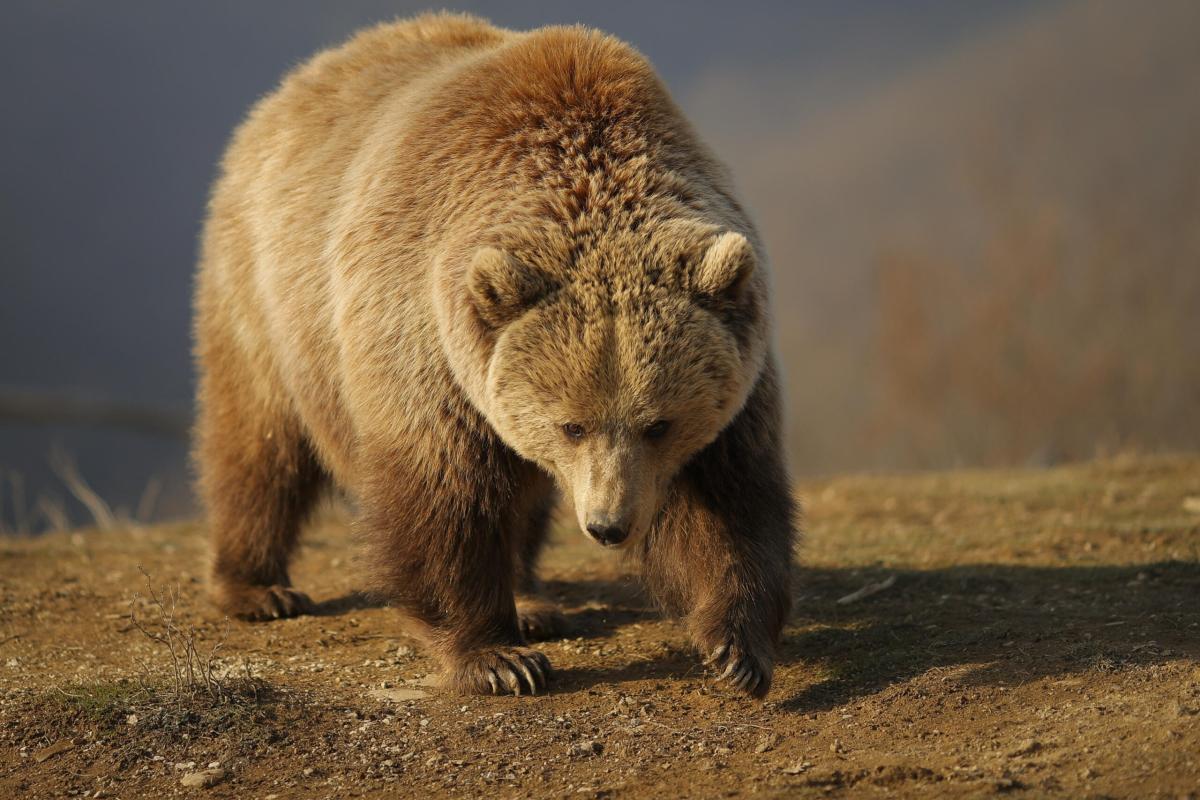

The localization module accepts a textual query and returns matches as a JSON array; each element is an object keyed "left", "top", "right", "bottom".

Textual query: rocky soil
[{"left": 2, "top": 454, "right": 1198, "bottom": 798}]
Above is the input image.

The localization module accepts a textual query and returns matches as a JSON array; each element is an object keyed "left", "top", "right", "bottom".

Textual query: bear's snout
[{"left": 585, "top": 521, "right": 629, "bottom": 547}]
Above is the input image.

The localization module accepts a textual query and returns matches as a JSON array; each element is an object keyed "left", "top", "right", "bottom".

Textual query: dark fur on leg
[
  {"left": 358, "top": 397, "right": 554, "bottom": 695},
  {"left": 639, "top": 365, "right": 796, "bottom": 698}
]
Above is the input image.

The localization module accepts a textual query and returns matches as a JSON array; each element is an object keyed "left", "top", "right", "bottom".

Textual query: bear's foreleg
[
  {"left": 639, "top": 377, "right": 796, "bottom": 698},
  {"left": 358, "top": 439, "right": 552, "bottom": 696}
]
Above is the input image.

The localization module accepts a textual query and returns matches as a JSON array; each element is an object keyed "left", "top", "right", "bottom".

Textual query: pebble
[
  {"left": 569, "top": 740, "right": 603, "bottom": 758},
  {"left": 755, "top": 733, "right": 779, "bottom": 753},
  {"left": 179, "top": 767, "right": 226, "bottom": 788}
]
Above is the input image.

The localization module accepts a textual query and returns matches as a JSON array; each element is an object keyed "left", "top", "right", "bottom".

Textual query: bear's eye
[
  {"left": 644, "top": 420, "right": 671, "bottom": 440},
  {"left": 562, "top": 423, "right": 586, "bottom": 441}
]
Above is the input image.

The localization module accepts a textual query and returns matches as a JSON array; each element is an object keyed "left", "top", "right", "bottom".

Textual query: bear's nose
[{"left": 586, "top": 523, "right": 628, "bottom": 547}]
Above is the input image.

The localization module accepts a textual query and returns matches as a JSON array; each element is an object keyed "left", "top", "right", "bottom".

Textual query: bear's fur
[{"left": 194, "top": 13, "right": 796, "bottom": 697}]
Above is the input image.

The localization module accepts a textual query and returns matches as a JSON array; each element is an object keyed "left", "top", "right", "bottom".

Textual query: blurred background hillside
[{"left": 2, "top": 0, "right": 1197, "bottom": 531}]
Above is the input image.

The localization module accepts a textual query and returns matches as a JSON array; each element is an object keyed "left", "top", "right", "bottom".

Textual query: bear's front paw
[
  {"left": 449, "top": 646, "right": 552, "bottom": 696},
  {"left": 212, "top": 582, "right": 314, "bottom": 621},
  {"left": 704, "top": 638, "right": 774, "bottom": 699}
]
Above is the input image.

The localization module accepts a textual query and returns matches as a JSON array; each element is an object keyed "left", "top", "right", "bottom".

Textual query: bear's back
[
  {"left": 196, "top": 14, "right": 517, "bottom": 479},
  {"left": 218, "top": 13, "right": 509, "bottom": 202},
  {"left": 196, "top": 14, "right": 732, "bottom": 483}
]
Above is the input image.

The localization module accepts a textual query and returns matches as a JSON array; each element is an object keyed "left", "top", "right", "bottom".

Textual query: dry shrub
[{"left": 129, "top": 568, "right": 261, "bottom": 705}]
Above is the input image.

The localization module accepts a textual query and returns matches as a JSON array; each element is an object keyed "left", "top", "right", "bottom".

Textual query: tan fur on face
[
  {"left": 485, "top": 255, "right": 754, "bottom": 544},
  {"left": 195, "top": 12, "right": 795, "bottom": 697}
]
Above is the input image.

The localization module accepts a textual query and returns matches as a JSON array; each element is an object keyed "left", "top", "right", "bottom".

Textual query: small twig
[
  {"left": 836, "top": 574, "right": 897, "bottom": 605},
  {"left": 133, "top": 659, "right": 156, "bottom": 693},
  {"left": 134, "top": 568, "right": 184, "bottom": 701},
  {"left": 205, "top": 627, "right": 230, "bottom": 700},
  {"left": 720, "top": 721, "right": 773, "bottom": 731}
]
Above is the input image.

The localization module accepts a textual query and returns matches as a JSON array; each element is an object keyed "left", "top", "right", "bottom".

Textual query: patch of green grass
[
  {"left": 43, "top": 676, "right": 279, "bottom": 739},
  {"left": 7, "top": 678, "right": 304, "bottom": 777},
  {"left": 50, "top": 679, "right": 150, "bottom": 728}
]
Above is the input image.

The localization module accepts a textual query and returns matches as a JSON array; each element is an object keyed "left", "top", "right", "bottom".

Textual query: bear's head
[{"left": 466, "top": 221, "right": 769, "bottom": 547}]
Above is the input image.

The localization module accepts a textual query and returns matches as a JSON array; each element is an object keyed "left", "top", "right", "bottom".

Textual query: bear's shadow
[
  {"left": 306, "top": 561, "right": 1199, "bottom": 711},
  {"left": 545, "top": 562, "right": 1200, "bottom": 710}
]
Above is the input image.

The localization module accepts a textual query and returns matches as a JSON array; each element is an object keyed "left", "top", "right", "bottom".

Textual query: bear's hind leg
[{"left": 197, "top": 366, "right": 325, "bottom": 621}]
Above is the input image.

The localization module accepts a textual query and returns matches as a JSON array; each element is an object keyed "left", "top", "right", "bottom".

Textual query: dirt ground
[{"left": 2, "top": 454, "right": 1198, "bottom": 798}]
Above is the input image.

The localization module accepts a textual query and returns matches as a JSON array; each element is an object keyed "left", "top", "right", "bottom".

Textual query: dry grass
[
  {"left": 1, "top": 454, "right": 169, "bottom": 535},
  {"left": 49, "top": 448, "right": 116, "bottom": 531}
]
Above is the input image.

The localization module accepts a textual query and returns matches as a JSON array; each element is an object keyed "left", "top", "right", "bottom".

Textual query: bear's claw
[
  {"left": 706, "top": 640, "right": 772, "bottom": 699},
  {"left": 453, "top": 646, "right": 552, "bottom": 696}
]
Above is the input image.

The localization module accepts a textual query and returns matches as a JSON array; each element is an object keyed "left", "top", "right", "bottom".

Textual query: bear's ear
[
  {"left": 693, "top": 231, "right": 756, "bottom": 303},
  {"left": 468, "top": 247, "right": 555, "bottom": 327}
]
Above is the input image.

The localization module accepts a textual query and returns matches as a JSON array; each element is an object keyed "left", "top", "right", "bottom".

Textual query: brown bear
[{"left": 194, "top": 13, "right": 795, "bottom": 697}]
